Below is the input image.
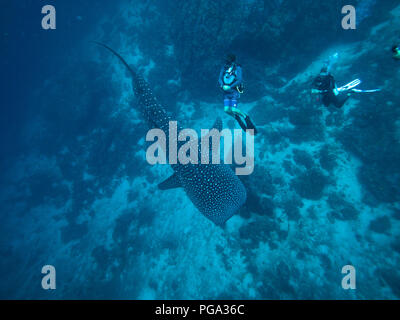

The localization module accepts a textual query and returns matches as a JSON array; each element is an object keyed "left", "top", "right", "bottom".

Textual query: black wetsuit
[{"left": 312, "top": 73, "right": 349, "bottom": 109}]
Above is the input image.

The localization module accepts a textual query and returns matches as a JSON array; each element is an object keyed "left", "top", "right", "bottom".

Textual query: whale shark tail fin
[{"left": 91, "top": 41, "right": 137, "bottom": 77}]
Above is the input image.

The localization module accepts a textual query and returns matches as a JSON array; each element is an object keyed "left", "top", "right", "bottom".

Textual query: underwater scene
[{"left": 1, "top": 0, "right": 400, "bottom": 299}]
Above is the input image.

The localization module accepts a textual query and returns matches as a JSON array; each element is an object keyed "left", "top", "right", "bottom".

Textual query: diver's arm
[
  {"left": 311, "top": 88, "right": 322, "bottom": 94},
  {"left": 311, "top": 77, "right": 322, "bottom": 94},
  {"left": 229, "top": 66, "right": 242, "bottom": 88},
  {"left": 331, "top": 77, "right": 340, "bottom": 96}
]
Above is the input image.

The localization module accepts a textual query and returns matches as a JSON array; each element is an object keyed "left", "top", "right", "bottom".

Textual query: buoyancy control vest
[{"left": 223, "top": 64, "right": 244, "bottom": 93}]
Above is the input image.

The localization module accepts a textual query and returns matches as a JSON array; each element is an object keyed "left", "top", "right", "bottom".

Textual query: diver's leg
[
  {"left": 333, "top": 94, "right": 350, "bottom": 109},
  {"left": 230, "top": 104, "right": 248, "bottom": 131},
  {"left": 231, "top": 106, "right": 247, "bottom": 118},
  {"left": 231, "top": 106, "right": 258, "bottom": 135},
  {"left": 224, "top": 99, "right": 233, "bottom": 116},
  {"left": 230, "top": 92, "right": 247, "bottom": 119},
  {"left": 224, "top": 96, "right": 235, "bottom": 117},
  {"left": 231, "top": 108, "right": 258, "bottom": 134},
  {"left": 227, "top": 93, "right": 257, "bottom": 134},
  {"left": 244, "top": 115, "right": 258, "bottom": 134},
  {"left": 224, "top": 106, "right": 235, "bottom": 116},
  {"left": 224, "top": 94, "right": 236, "bottom": 115},
  {"left": 322, "top": 94, "right": 331, "bottom": 107}
]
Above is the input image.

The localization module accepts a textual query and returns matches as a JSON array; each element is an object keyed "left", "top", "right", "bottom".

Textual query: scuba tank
[{"left": 222, "top": 64, "right": 244, "bottom": 94}]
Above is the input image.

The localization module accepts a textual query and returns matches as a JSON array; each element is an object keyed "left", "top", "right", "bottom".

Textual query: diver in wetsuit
[
  {"left": 311, "top": 67, "right": 350, "bottom": 109},
  {"left": 392, "top": 44, "right": 400, "bottom": 60},
  {"left": 219, "top": 53, "right": 257, "bottom": 134}
]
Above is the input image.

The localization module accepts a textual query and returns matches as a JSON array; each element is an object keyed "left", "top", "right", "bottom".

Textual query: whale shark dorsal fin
[
  {"left": 199, "top": 116, "right": 223, "bottom": 143},
  {"left": 158, "top": 172, "right": 182, "bottom": 190},
  {"left": 211, "top": 117, "right": 223, "bottom": 132}
]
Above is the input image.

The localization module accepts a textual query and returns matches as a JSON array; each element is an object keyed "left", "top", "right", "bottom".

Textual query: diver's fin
[
  {"left": 351, "top": 88, "right": 381, "bottom": 93},
  {"left": 245, "top": 116, "right": 258, "bottom": 135},
  {"left": 158, "top": 173, "right": 182, "bottom": 190},
  {"left": 211, "top": 117, "right": 223, "bottom": 131},
  {"left": 338, "top": 79, "right": 361, "bottom": 92},
  {"left": 235, "top": 115, "right": 247, "bottom": 131}
]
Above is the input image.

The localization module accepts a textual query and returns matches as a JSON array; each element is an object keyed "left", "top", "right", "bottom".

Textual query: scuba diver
[
  {"left": 311, "top": 66, "right": 350, "bottom": 109},
  {"left": 392, "top": 44, "right": 400, "bottom": 60},
  {"left": 219, "top": 53, "right": 257, "bottom": 134},
  {"left": 311, "top": 53, "right": 380, "bottom": 108}
]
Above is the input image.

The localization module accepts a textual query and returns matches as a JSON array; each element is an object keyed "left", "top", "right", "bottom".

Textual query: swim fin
[
  {"left": 351, "top": 88, "right": 381, "bottom": 93},
  {"left": 245, "top": 116, "right": 258, "bottom": 135},
  {"left": 235, "top": 115, "right": 247, "bottom": 132},
  {"left": 338, "top": 79, "right": 362, "bottom": 92}
]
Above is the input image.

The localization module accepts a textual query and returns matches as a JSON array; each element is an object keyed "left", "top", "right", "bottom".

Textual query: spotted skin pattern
[{"left": 95, "top": 42, "right": 247, "bottom": 225}]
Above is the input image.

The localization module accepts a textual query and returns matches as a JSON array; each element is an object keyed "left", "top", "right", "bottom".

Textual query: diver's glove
[
  {"left": 333, "top": 88, "right": 339, "bottom": 96},
  {"left": 222, "top": 85, "right": 231, "bottom": 91}
]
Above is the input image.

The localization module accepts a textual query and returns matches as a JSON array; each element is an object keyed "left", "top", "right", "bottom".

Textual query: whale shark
[{"left": 94, "top": 42, "right": 247, "bottom": 225}]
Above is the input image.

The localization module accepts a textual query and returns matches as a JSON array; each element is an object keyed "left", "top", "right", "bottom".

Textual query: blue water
[{"left": 1, "top": 0, "right": 400, "bottom": 299}]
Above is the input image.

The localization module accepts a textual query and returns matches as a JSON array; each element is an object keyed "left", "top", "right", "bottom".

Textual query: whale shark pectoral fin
[
  {"left": 158, "top": 173, "right": 182, "bottom": 190},
  {"left": 211, "top": 117, "right": 223, "bottom": 132}
]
